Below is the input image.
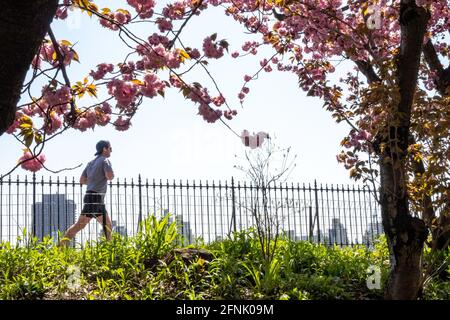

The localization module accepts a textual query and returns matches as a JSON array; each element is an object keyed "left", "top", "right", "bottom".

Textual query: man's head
[{"left": 95, "top": 140, "right": 112, "bottom": 158}]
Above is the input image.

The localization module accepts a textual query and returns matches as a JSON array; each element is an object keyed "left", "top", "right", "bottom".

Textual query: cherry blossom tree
[{"left": 0, "top": 0, "right": 448, "bottom": 299}]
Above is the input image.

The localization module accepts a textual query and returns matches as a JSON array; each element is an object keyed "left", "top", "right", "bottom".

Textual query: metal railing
[{"left": 0, "top": 174, "right": 383, "bottom": 247}]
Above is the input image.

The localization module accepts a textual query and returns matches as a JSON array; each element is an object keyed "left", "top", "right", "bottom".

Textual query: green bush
[{"left": 0, "top": 223, "right": 447, "bottom": 300}]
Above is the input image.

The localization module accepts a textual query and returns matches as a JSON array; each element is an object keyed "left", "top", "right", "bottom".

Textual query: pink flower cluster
[
  {"left": 33, "top": 41, "right": 75, "bottom": 68},
  {"left": 186, "top": 48, "right": 201, "bottom": 60},
  {"left": 42, "top": 85, "right": 72, "bottom": 112},
  {"left": 73, "top": 109, "right": 97, "bottom": 132},
  {"left": 169, "top": 74, "right": 184, "bottom": 88},
  {"left": 55, "top": 0, "right": 70, "bottom": 20},
  {"left": 43, "top": 112, "right": 63, "bottom": 135},
  {"left": 259, "top": 58, "right": 273, "bottom": 72},
  {"left": 238, "top": 87, "right": 250, "bottom": 100},
  {"left": 148, "top": 33, "right": 170, "bottom": 47},
  {"left": 224, "top": 110, "right": 237, "bottom": 120},
  {"left": 212, "top": 95, "right": 225, "bottom": 106},
  {"left": 141, "top": 73, "right": 166, "bottom": 98},
  {"left": 156, "top": 18, "right": 173, "bottom": 32},
  {"left": 107, "top": 79, "right": 139, "bottom": 107},
  {"left": 127, "top": 0, "right": 155, "bottom": 19},
  {"left": 90, "top": 63, "right": 114, "bottom": 80},
  {"left": 198, "top": 104, "right": 222, "bottom": 123},
  {"left": 19, "top": 85, "right": 72, "bottom": 135},
  {"left": 336, "top": 152, "right": 358, "bottom": 170},
  {"left": 188, "top": 86, "right": 212, "bottom": 105},
  {"left": 343, "top": 130, "right": 372, "bottom": 150},
  {"left": 136, "top": 44, "right": 182, "bottom": 70},
  {"left": 242, "top": 41, "right": 259, "bottom": 55},
  {"left": 96, "top": 103, "right": 112, "bottom": 127},
  {"left": 114, "top": 116, "right": 131, "bottom": 131},
  {"left": 99, "top": 10, "right": 132, "bottom": 30},
  {"left": 19, "top": 150, "right": 46, "bottom": 172},
  {"left": 203, "top": 36, "right": 224, "bottom": 59},
  {"left": 162, "top": 2, "right": 186, "bottom": 20}
]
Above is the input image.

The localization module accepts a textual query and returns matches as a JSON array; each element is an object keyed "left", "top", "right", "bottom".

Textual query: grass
[{"left": 0, "top": 215, "right": 448, "bottom": 300}]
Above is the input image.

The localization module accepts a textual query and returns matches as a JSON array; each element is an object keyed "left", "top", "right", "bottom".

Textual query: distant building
[
  {"left": 97, "top": 220, "right": 128, "bottom": 238},
  {"left": 328, "top": 218, "right": 349, "bottom": 245},
  {"left": 32, "top": 194, "right": 76, "bottom": 242},
  {"left": 299, "top": 231, "right": 327, "bottom": 243},
  {"left": 362, "top": 217, "right": 384, "bottom": 247},
  {"left": 113, "top": 221, "right": 128, "bottom": 237},
  {"left": 166, "top": 210, "right": 194, "bottom": 244},
  {"left": 284, "top": 229, "right": 300, "bottom": 241}
]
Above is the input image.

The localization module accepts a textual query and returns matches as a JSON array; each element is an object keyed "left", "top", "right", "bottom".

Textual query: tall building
[
  {"left": 113, "top": 220, "right": 128, "bottom": 237},
  {"left": 97, "top": 220, "right": 128, "bottom": 239},
  {"left": 284, "top": 229, "right": 300, "bottom": 241},
  {"left": 32, "top": 194, "right": 76, "bottom": 241},
  {"left": 328, "top": 218, "right": 349, "bottom": 245},
  {"left": 166, "top": 210, "right": 194, "bottom": 244},
  {"left": 362, "top": 216, "right": 384, "bottom": 247}
]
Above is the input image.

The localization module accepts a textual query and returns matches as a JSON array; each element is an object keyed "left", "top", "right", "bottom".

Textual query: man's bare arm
[
  {"left": 80, "top": 175, "right": 88, "bottom": 185},
  {"left": 105, "top": 171, "right": 114, "bottom": 181}
]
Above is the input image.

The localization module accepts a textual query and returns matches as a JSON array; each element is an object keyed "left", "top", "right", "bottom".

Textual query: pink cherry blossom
[
  {"left": 198, "top": 103, "right": 222, "bottom": 123},
  {"left": 224, "top": 110, "right": 237, "bottom": 120},
  {"left": 18, "top": 150, "right": 46, "bottom": 172},
  {"left": 91, "top": 63, "right": 114, "bottom": 80},
  {"left": 156, "top": 18, "right": 173, "bottom": 33},
  {"left": 141, "top": 72, "right": 166, "bottom": 98},
  {"left": 107, "top": 79, "right": 139, "bottom": 107},
  {"left": 114, "top": 116, "right": 131, "bottom": 131},
  {"left": 187, "top": 48, "right": 201, "bottom": 60},
  {"left": 212, "top": 95, "right": 225, "bottom": 106},
  {"left": 43, "top": 112, "right": 63, "bottom": 135},
  {"left": 101, "top": 102, "right": 113, "bottom": 114},
  {"left": 127, "top": 0, "right": 155, "bottom": 18},
  {"left": 203, "top": 36, "right": 224, "bottom": 59}
]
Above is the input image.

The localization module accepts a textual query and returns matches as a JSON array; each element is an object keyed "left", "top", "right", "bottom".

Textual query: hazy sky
[{"left": 0, "top": 2, "right": 356, "bottom": 186}]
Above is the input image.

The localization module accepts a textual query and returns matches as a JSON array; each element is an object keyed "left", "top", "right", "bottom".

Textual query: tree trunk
[
  {"left": 379, "top": 1, "right": 430, "bottom": 300},
  {"left": 380, "top": 159, "right": 428, "bottom": 299},
  {"left": 0, "top": 1, "right": 59, "bottom": 136}
]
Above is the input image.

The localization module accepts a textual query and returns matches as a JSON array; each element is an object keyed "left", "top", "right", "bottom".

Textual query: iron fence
[{"left": 0, "top": 174, "right": 383, "bottom": 247}]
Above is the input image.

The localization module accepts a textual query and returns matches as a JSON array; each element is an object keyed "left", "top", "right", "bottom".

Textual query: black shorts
[{"left": 81, "top": 190, "right": 107, "bottom": 217}]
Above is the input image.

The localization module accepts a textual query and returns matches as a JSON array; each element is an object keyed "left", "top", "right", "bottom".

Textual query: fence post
[
  {"left": 231, "top": 176, "right": 237, "bottom": 234},
  {"left": 137, "top": 174, "right": 143, "bottom": 233},
  {"left": 314, "top": 180, "right": 321, "bottom": 243},
  {"left": 32, "top": 173, "right": 36, "bottom": 238}
]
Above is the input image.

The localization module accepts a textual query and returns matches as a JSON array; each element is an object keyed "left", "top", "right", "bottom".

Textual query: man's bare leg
[
  {"left": 95, "top": 214, "right": 113, "bottom": 241},
  {"left": 59, "top": 215, "right": 92, "bottom": 247}
]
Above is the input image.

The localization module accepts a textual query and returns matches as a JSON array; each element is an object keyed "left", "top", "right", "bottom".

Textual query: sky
[{"left": 0, "top": 1, "right": 357, "bottom": 186}]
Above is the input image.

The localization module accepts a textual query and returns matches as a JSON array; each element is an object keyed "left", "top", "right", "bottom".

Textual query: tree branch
[
  {"left": 423, "top": 39, "right": 450, "bottom": 96},
  {"left": 354, "top": 60, "right": 382, "bottom": 84}
]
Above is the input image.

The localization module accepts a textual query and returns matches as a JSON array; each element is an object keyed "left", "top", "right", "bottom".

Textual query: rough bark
[
  {"left": 379, "top": 1, "right": 430, "bottom": 300},
  {"left": 0, "top": 1, "right": 59, "bottom": 136}
]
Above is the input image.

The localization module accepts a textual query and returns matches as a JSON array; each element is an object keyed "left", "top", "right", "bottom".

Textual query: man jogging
[{"left": 59, "top": 140, "right": 114, "bottom": 246}]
